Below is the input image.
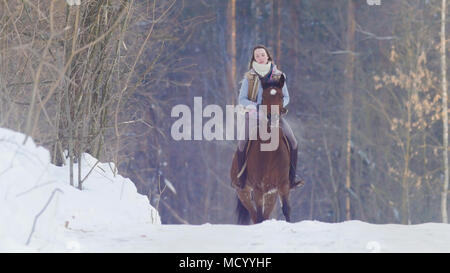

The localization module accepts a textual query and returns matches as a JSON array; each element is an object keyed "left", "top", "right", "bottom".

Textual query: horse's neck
[{"left": 254, "top": 125, "right": 284, "bottom": 142}]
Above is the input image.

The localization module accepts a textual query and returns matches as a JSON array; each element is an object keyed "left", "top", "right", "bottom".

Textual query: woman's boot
[{"left": 289, "top": 147, "right": 305, "bottom": 189}]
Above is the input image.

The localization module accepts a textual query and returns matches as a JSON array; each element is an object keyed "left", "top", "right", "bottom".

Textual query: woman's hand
[{"left": 245, "top": 104, "right": 257, "bottom": 111}]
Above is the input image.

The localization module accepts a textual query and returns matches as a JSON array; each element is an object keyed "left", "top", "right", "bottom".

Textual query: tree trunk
[
  {"left": 276, "top": 0, "right": 282, "bottom": 67},
  {"left": 64, "top": 5, "right": 81, "bottom": 187},
  {"left": 227, "top": 0, "right": 236, "bottom": 104},
  {"left": 252, "top": 0, "right": 263, "bottom": 44},
  {"left": 402, "top": 97, "right": 411, "bottom": 225},
  {"left": 344, "top": 0, "right": 355, "bottom": 221},
  {"left": 441, "top": 0, "right": 449, "bottom": 223}
]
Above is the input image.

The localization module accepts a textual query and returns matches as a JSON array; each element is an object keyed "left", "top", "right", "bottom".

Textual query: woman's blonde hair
[{"left": 248, "top": 45, "right": 273, "bottom": 69}]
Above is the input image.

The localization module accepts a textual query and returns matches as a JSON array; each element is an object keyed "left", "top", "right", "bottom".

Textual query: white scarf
[{"left": 252, "top": 61, "right": 272, "bottom": 77}]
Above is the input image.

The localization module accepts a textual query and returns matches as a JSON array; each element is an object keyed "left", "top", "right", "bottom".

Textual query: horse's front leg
[
  {"left": 279, "top": 183, "right": 291, "bottom": 222},
  {"left": 237, "top": 189, "right": 257, "bottom": 223},
  {"left": 263, "top": 191, "right": 277, "bottom": 221},
  {"left": 253, "top": 190, "right": 264, "bottom": 223}
]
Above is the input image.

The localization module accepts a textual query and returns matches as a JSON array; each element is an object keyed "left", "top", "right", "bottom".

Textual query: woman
[{"left": 235, "top": 45, "right": 302, "bottom": 189}]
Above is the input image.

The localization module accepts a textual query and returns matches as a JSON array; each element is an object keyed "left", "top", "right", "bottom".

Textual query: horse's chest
[{"left": 248, "top": 157, "right": 288, "bottom": 189}]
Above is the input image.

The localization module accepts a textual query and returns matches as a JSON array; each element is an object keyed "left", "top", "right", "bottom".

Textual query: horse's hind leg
[
  {"left": 281, "top": 196, "right": 291, "bottom": 222},
  {"left": 280, "top": 186, "right": 292, "bottom": 222}
]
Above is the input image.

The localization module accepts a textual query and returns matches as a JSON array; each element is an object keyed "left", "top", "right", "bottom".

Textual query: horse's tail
[{"left": 236, "top": 196, "right": 250, "bottom": 225}]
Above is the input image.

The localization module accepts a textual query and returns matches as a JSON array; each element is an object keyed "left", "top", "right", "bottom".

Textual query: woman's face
[{"left": 253, "top": 48, "right": 269, "bottom": 64}]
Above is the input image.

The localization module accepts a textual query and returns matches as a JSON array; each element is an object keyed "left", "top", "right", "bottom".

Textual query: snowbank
[{"left": 0, "top": 128, "right": 160, "bottom": 252}]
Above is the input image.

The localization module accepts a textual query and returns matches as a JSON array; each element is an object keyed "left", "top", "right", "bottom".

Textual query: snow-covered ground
[
  {"left": 1, "top": 127, "right": 450, "bottom": 253},
  {"left": 0, "top": 127, "right": 160, "bottom": 252}
]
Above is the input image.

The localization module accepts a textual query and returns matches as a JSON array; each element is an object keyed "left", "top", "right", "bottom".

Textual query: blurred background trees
[{"left": 1, "top": 0, "right": 449, "bottom": 225}]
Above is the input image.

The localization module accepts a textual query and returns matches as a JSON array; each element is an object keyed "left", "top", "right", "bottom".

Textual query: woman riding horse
[{"left": 235, "top": 45, "right": 302, "bottom": 189}]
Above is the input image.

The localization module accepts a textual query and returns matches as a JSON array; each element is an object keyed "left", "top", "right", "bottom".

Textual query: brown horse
[{"left": 230, "top": 74, "right": 293, "bottom": 224}]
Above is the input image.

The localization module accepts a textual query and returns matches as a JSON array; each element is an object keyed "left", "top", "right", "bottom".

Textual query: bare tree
[
  {"left": 0, "top": 0, "right": 184, "bottom": 191},
  {"left": 227, "top": 0, "right": 237, "bottom": 105},
  {"left": 344, "top": 0, "right": 356, "bottom": 221},
  {"left": 441, "top": 0, "right": 449, "bottom": 223}
]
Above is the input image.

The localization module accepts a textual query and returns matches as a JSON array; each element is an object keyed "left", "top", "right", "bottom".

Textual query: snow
[
  {"left": 0, "top": 127, "right": 160, "bottom": 252},
  {"left": 66, "top": 0, "right": 81, "bottom": 6},
  {"left": 1, "top": 127, "right": 450, "bottom": 253}
]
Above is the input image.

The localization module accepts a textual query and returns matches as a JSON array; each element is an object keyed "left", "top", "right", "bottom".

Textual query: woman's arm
[
  {"left": 282, "top": 82, "right": 290, "bottom": 108},
  {"left": 238, "top": 77, "right": 258, "bottom": 108}
]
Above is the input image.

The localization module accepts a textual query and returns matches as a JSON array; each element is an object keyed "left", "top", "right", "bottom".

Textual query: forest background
[{"left": 1, "top": 0, "right": 449, "bottom": 225}]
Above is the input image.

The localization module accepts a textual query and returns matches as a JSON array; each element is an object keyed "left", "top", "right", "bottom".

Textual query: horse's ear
[{"left": 278, "top": 74, "right": 286, "bottom": 88}]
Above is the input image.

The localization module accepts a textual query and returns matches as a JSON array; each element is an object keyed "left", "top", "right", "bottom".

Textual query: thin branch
[{"left": 26, "top": 188, "right": 64, "bottom": 246}]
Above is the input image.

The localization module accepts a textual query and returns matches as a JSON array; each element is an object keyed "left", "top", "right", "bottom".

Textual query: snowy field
[{"left": 1, "top": 127, "right": 450, "bottom": 253}]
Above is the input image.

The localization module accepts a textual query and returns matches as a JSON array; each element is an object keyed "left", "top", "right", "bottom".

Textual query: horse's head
[{"left": 261, "top": 74, "right": 286, "bottom": 121}]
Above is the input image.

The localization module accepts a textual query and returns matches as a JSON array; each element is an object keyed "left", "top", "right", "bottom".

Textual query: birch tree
[
  {"left": 344, "top": 0, "right": 356, "bottom": 221},
  {"left": 441, "top": 0, "right": 449, "bottom": 223}
]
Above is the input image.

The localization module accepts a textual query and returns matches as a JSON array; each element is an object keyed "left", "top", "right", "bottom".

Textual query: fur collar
[
  {"left": 252, "top": 61, "right": 272, "bottom": 77},
  {"left": 249, "top": 62, "right": 282, "bottom": 76}
]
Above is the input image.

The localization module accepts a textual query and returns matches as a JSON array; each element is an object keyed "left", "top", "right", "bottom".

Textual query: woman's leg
[
  {"left": 238, "top": 112, "right": 250, "bottom": 151},
  {"left": 280, "top": 117, "right": 297, "bottom": 149},
  {"left": 280, "top": 117, "right": 302, "bottom": 188}
]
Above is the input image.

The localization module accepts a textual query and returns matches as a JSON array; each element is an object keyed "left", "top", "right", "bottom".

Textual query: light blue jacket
[{"left": 238, "top": 69, "right": 290, "bottom": 108}]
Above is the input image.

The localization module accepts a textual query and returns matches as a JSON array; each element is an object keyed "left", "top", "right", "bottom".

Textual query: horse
[{"left": 230, "top": 74, "right": 293, "bottom": 224}]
